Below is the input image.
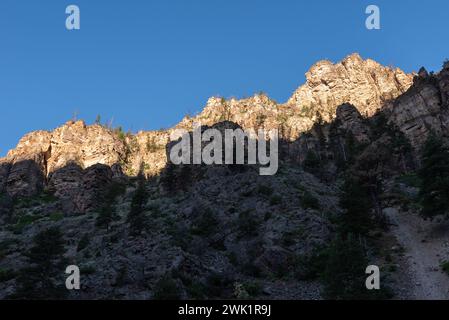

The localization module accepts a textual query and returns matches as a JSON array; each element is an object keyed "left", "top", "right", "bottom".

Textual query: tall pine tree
[
  {"left": 127, "top": 174, "right": 148, "bottom": 236},
  {"left": 418, "top": 135, "right": 449, "bottom": 218},
  {"left": 338, "top": 177, "right": 372, "bottom": 237},
  {"left": 12, "top": 227, "right": 67, "bottom": 299}
]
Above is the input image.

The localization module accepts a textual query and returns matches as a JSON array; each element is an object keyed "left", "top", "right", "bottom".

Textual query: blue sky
[{"left": 1, "top": 0, "right": 448, "bottom": 156}]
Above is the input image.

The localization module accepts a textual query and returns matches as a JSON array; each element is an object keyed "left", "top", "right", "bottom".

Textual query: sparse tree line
[{"left": 294, "top": 109, "right": 449, "bottom": 299}]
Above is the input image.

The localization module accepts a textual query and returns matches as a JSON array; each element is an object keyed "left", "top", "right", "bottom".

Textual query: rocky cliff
[
  {"left": 1, "top": 54, "right": 449, "bottom": 300},
  {"left": 3, "top": 54, "right": 449, "bottom": 202},
  {"left": 0, "top": 53, "right": 425, "bottom": 198}
]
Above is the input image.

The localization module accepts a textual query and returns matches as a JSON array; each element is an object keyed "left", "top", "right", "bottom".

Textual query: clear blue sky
[{"left": 1, "top": 0, "right": 448, "bottom": 156}]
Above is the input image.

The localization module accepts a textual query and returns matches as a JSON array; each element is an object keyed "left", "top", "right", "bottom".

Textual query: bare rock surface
[{"left": 385, "top": 207, "right": 449, "bottom": 299}]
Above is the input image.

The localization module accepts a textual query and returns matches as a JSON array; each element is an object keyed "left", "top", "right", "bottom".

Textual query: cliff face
[
  {"left": 387, "top": 62, "right": 449, "bottom": 147},
  {"left": 288, "top": 53, "right": 413, "bottom": 120},
  {"left": 177, "top": 53, "right": 413, "bottom": 141},
  {"left": 1, "top": 54, "right": 448, "bottom": 200}
]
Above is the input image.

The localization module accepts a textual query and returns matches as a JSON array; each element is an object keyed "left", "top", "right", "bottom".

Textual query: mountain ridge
[
  {"left": 0, "top": 53, "right": 417, "bottom": 179},
  {"left": 2, "top": 54, "right": 449, "bottom": 299}
]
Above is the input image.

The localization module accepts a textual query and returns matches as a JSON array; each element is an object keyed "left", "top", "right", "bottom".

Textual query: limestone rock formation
[
  {"left": 386, "top": 63, "right": 449, "bottom": 148},
  {"left": 334, "top": 103, "right": 371, "bottom": 144},
  {"left": 288, "top": 53, "right": 413, "bottom": 121},
  {"left": 1, "top": 53, "right": 448, "bottom": 206}
]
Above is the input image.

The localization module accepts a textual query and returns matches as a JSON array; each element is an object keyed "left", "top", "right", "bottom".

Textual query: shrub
[
  {"left": 269, "top": 194, "right": 282, "bottom": 206},
  {"left": 302, "top": 191, "right": 319, "bottom": 210},
  {"left": 441, "top": 261, "right": 449, "bottom": 275},
  {"left": 303, "top": 150, "right": 321, "bottom": 173},
  {"left": 115, "top": 126, "right": 126, "bottom": 141},
  {"left": 153, "top": 275, "right": 182, "bottom": 300},
  {"left": 80, "top": 264, "right": 96, "bottom": 275},
  {"left": 264, "top": 211, "right": 272, "bottom": 221},
  {"left": 12, "top": 214, "right": 41, "bottom": 234},
  {"left": 243, "top": 281, "right": 263, "bottom": 297},
  {"left": 257, "top": 185, "right": 273, "bottom": 197},
  {"left": 241, "top": 262, "right": 262, "bottom": 278},
  {"left": 191, "top": 207, "right": 218, "bottom": 237},
  {"left": 237, "top": 210, "right": 259, "bottom": 238},
  {"left": 0, "top": 239, "right": 17, "bottom": 256},
  {"left": 185, "top": 281, "right": 206, "bottom": 299},
  {"left": 77, "top": 233, "right": 90, "bottom": 252},
  {"left": 40, "top": 190, "right": 58, "bottom": 203},
  {"left": 204, "top": 273, "right": 234, "bottom": 298},
  {"left": 281, "top": 227, "right": 305, "bottom": 247},
  {"left": 49, "top": 212, "right": 64, "bottom": 222},
  {"left": 146, "top": 136, "right": 162, "bottom": 153},
  {"left": 294, "top": 248, "right": 329, "bottom": 280},
  {"left": 115, "top": 266, "right": 128, "bottom": 287},
  {"left": 0, "top": 269, "right": 16, "bottom": 283}
]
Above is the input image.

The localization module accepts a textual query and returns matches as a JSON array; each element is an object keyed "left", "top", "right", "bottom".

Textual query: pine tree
[
  {"left": 321, "top": 235, "right": 368, "bottom": 299},
  {"left": 303, "top": 149, "right": 321, "bottom": 174},
  {"left": 418, "top": 135, "right": 449, "bottom": 218},
  {"left": 95, "top": 182, "right": 124, "bottom": 231},
  {"left": 95, "top": 206, "right": 118, "bottom": 231},
  {"left": 127, "top": 175, "right": 148, "bottom": 235},
  {"left": 12, "top": 227, "right": 67, "bottom": 299},
  {"left": 338, "top": 177, "right": 372, "bottom": 237}
]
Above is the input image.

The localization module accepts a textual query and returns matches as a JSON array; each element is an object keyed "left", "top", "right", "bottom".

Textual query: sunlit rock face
[
  {"left": 287, "top": 53, "right": 413, "bottom": 121},
  {"left": 3, "top": 53, "right": 449, "bottom": 200}
]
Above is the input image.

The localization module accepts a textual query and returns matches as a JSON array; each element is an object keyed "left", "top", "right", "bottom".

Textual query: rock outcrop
[
  {"left": 175, "top": 54, "right": 413, "bottom": 142},
  {"left": 386, "top": 63, "right": 449, "bottom": 148},
  {"left": 47, "top": 163, "right": 113, "bottom": 214},
  {"left": 334, "top": 103, "right": 371, "bottom": 144},
  {"left": 288, "top": 53, "right": 413, "bottom": 120},
  {"left": 1, "top": 53, "right": 449, "bottom": 205}
]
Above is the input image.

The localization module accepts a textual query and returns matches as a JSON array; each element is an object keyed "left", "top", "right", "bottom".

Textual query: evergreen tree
[
  {"left": 12, "top": 227, "right": 67, "bottom": 299},
  {"left": 127, "top": 175, "right": 148, "bottom": 235},
  {"left": 303, "top": 149, "right": 321, "bottom": 174},
  {"left": 338, "top": 177, "right": 372, "bottom": 237},
  {"left": 95, "top": 206, "right": 118, "bottom": 231},
  {"left": 321, "top": 235, "right": 368, "bottom": 299},
  {"left": 418, "top": 135, "right": 449, "bottom": 218},
  {"left": 95, "top": 182, "right": 124, "bottom": 231},
  {"left": 161, "top": 163, "right": 176, "bottom": 194}
]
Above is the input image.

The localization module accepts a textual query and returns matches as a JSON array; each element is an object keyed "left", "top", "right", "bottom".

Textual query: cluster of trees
[
  {"left": 11, "top": 227, "right": 67, "bottom": 299},
  {"left": 315, "top": 133, "right": 449, "bottom": 299},
  {"left": 296, "top": 167, "right": 393, "bottom": 299},
  {"left": 127, "top": 175, "right": 148, "bottom": 236},
  {"left": 418, "top": 135, "right": 449, "bottom": 218},
  {"left": 95, "top": 182, "right": 126, "bottom": 231},
  {"left": 296, "top": 173, "right": 387, "bottom": 299},
  {"left": 96, "top": 175, "right": 149, "bottom": 236},
  {"left": 161, "top": 163, "right": 193, "bottom": 194},
  {"left": 319, "top": 175, "right": 379, "bottom": 299}
]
